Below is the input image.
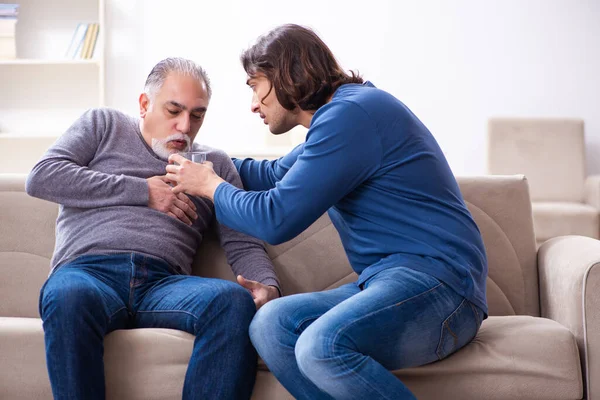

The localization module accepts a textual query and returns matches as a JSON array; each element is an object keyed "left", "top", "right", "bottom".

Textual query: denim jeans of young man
[
  {"left": 39, "top": 253, "right": 257, "bottom": 400},
  {"left": 250, "top": 266, "right": 484, "bottom": 400}
]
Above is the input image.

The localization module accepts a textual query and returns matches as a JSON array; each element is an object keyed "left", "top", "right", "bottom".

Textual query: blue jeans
[
  {"left": 39, "top": 253, "right": 257, "bottom": 400},
  {"left": 250, "top": 266, "right": 484, "bottom": 400}
]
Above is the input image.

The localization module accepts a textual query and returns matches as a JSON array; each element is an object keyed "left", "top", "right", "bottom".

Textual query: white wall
[{"left": 105, "top": 0, "right": 600, "bottom": 175}]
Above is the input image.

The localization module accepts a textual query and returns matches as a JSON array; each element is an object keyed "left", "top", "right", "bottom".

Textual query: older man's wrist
[{"left": 269, "top": 285, "right": 282, "bottom": 298}]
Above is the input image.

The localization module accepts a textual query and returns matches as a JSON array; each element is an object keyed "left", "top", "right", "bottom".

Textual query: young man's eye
[
  {"left": 192, "top": 114, "right": 204, "bottom": 120},
  {"left": 168, "top": 109, "right": 179, "bottom": 115}
]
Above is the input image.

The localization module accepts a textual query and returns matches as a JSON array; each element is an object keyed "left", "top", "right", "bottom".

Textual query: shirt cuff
[{"left": 213, "top": 180, "right": 232, "bottom": 206}]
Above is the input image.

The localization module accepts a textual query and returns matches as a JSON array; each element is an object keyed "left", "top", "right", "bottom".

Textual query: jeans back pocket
[{"left": 436, "top": 299, "right": 481, "bottom": 360}]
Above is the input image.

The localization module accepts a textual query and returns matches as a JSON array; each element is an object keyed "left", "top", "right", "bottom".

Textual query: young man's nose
[{"left": 250, "top": 93, "right": 260, "bottom": 114}]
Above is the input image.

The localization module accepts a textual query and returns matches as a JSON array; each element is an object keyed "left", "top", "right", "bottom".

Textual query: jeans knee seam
[
  {"left": 136, "top": 309, "right": 198, "bottom": 319},
  {"left": 295, "top": 314, "right": 324, "bottom": 334},
  {"left": 108, "top": 306, "right": 127, "bottom": 324},
  {"left": 136, "top": 309, "right": 199, "bottom": 333}
]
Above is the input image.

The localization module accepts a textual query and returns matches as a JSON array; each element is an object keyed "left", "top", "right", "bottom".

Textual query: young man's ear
[{"left": 139, "top": 93, "right": 150, "bottom": 118}]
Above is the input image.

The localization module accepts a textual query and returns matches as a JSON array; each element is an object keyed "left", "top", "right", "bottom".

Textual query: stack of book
[
  {"left": 65, "top": 22, "right": 99, "bottom": 60},
  {"left": 0, "top": 3, "right": 18, "bottom": 59}
]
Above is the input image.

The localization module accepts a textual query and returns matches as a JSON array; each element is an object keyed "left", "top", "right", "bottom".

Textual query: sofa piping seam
[{"left": 582, "top": 261, "right": 600, "bottom": 399}]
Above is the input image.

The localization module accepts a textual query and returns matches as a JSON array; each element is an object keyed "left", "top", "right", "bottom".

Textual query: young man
[
  {"left": 26, "top": 57, "right": 279, "bottom": 400},
  {"left": 166, "top": 25, "right": 488, "bottom": 399}
]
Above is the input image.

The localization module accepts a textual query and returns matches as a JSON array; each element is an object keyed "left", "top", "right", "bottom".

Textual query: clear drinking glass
[{"left": 181, "top": 151, "right": 207, "bottom": 163}]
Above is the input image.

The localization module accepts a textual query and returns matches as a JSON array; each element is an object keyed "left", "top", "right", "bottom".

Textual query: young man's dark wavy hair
[{"left": 241, "top": 24, "right": 363, "bottom": 112}]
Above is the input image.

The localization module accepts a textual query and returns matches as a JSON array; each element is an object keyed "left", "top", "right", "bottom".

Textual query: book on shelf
[
  {"left": 65, "top": 22, "right": 99, "bottom": 60},
  {"left": 0, "top": 4, "right": 18, "bottom": 59},
  {"left": 0, "top": 4, "right": 19, "bottom": 18},
  {"left": 84, "top": 23, "right": 99, "bottom": 59},
  {"left": 65, "top": 23, "right": 86, "bottom": 59}
]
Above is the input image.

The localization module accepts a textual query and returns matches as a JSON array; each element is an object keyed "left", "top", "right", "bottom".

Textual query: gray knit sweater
[{"left": 26, "top": 108, "right": 279, "bottom": 288}]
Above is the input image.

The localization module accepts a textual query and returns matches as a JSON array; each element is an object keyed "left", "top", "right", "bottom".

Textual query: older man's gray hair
[{"left": 144, "top": 57, "right": 212, "bottom": 101}]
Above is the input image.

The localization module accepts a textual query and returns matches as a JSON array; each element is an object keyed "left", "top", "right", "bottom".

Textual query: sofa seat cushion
[
  {"left": 0, "top": 317, "right": 50, "bottom": 400},
  {"left": 0, "top": 318, "right": 283, "bottom": 400},
  {"left": 256, "top": 316, "right": 582, "bottom": 399},
  {"left": 532, "top": 202, "right": 599, "bottom": 242},
  {"left": 0, "top": 317, "right": 196, "bottom": 400},
  {"left": 396, "top": 316, "right": 582, "bottom": 399},
  {"left": 0, "top": 316, "right": 582, "bottom": 400}
]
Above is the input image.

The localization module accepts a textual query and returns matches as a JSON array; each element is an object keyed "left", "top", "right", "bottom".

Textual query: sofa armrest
[
  {"left": 538, "top": 235, "right": 600, "bottom": 399},
  {"left": 584, "top": 174, "right": 600, "bottom": 209}
]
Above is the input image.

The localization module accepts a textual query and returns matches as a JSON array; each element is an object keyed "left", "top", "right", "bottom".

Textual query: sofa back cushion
[
  {"left": 458, "top": 175, "right": 538, "bottom": 316},
  {"left": 0, "top": 136, "right": 57, "bottom": 174},
  {"left": 487, "top": 118, "right": 585, "bottom": 202},
  {"left": 194, "top": 213, "right": 356, "bottom": 295},
  {"left": 1, "top": 174, "right": 538, "bottom": 319},
  {"left": 195, "top": 175, "right": 540, "bottom": 317},
  {"left": 0, "top": 174, "right": 57, "bottom": 318}
]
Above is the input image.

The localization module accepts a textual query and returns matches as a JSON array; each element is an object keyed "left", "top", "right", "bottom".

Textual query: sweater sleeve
[
  {"left": 214, "top": 101, "right": 382, "bottom": 245},
  {"left": 214, "top": 151, "right": 280, "bottom": 289},
  {"left": 25, "top": 108, "right": 148, "bottom": 208},
  {"left": 232, "top": 143, "right": 304, "bottom": 191}
]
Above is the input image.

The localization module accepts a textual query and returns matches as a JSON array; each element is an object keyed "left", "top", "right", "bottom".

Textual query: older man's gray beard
[{"left": 151, "top": 133, "right": 191, "bottom": 161}]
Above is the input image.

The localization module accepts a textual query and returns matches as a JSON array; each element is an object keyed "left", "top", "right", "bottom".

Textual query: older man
[{"left": 26, "top": 57, "right": 279, "bottom": 400}]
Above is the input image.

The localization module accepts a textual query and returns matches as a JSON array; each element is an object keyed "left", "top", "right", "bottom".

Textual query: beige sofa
[
  {"left": 1, "top": 173, "right": 599, "bottom": 399},
  {"left": 0, "top": 135, "right": 59, "bottom": 174},
  {"left": 487, "top": 118, "right": 600, "bottom": 246}
]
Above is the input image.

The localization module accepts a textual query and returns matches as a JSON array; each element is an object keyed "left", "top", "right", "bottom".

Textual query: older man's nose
[{"left": 176, "top": 114, "right": 190, "bottom": 134}]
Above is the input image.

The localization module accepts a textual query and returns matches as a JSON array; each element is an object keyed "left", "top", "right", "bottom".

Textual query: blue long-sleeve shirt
[{"left": 215, "top": 82, "right": 488, "bottom": 314}]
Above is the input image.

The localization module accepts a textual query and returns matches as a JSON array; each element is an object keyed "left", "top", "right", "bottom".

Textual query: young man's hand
[
  {"left": 165, "top": 154, "right": 225, "bottom": 200},
  {"left": 147, "top": 176, "right": 198, "bottom": 225},
  {"left": 237, "top": 275, "right": 280, "bottom": 309}
]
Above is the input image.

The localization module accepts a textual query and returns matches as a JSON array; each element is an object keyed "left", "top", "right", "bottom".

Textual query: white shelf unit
[
  {"left": 0, "top": 58, "right": 100, "bottom": 65},
  {"left": 0, "top": 0, "right": 105, "bottom": 136}
]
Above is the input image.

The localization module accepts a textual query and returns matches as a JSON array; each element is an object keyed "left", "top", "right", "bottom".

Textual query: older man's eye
[
  {"left": 192, "top": 114, "right": 204, "bottom": 120},
  {"left": 168, "top": 109, "right": 179, "bottom": 115}
]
